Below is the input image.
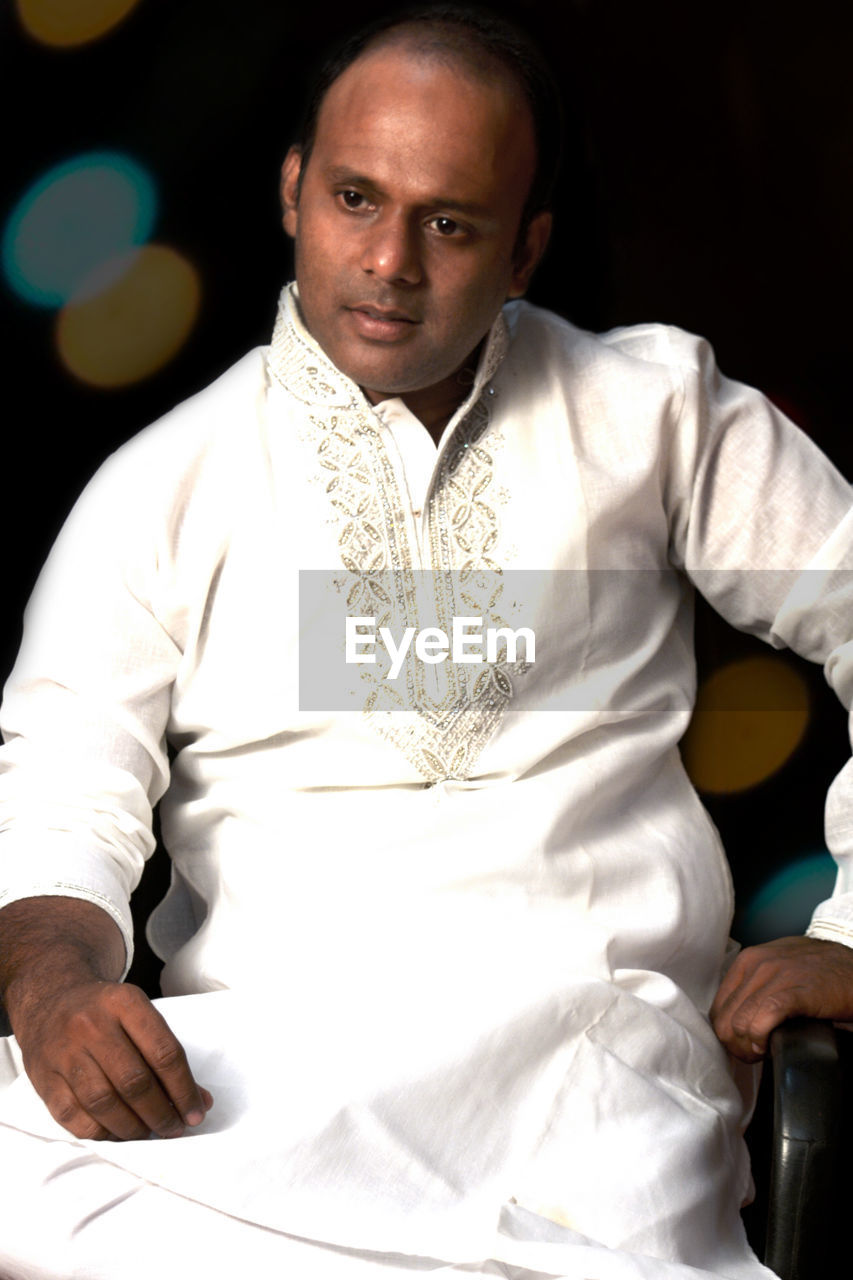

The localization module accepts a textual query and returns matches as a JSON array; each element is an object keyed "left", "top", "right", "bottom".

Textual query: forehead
[{"left": 309, "top": 43, "right": 536, "bottom": 199}]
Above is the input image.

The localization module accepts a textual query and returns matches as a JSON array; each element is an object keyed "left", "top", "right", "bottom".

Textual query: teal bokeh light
[
  {"left": 2, "top": 151, "right": 157, "bottom": 308},
  {"left": 741, "top": 851, "right": 837, "bottom": 944}
]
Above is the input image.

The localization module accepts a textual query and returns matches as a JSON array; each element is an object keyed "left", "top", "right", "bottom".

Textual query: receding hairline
[
  {"left": 309, "top": 28, "right": 537, "bottom": 163},
  {"left": 342, "top": 21, "right": 535, "bottom": 106}
]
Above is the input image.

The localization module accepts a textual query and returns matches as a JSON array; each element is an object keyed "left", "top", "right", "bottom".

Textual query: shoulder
[
  {"left": 69, "top": 348, "right": 269, "bottom": 527},
  {"left": 45, "top": 347, "right": 272, "bottom": 586},
  {"left": 98, "top": 346, "right": 269, "bottom": 485},
  {"left": 503, "top": 300, "right": 710, "bottom": 384},
  {"left": 499, "top": 301, "right": 712, "bottom": 431}
]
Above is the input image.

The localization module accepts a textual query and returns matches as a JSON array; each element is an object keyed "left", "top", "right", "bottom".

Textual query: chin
[{"left": 341, "top": 359, "right": 435, "bottom": 399}]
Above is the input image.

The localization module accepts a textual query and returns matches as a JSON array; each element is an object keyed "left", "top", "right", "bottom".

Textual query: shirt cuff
[
  {"left": 806, "top": 893, "right": 853, "bottom": 948},
  {"left": 0, "top": 837, "right": 135, "bottom": 978}
]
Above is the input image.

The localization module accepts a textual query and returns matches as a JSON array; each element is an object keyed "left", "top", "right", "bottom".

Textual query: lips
[
  {"left": 352, "top": 304, "right": 418, "bottom": 322},
  {"left": 346, "top": 304, "right": 420, "bottom": 342}
]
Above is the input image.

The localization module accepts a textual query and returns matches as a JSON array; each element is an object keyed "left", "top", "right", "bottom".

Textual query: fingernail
[{"left": 185, "top": 1109, "right": 205, "bottom": 1126}]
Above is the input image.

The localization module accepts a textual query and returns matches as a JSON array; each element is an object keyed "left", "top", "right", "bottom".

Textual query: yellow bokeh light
[
  {"left": 56, "top": 245, "right": 200, "bottom": 388},
  {"left": 681, "top": 656, "right": 810, "bottom": 794},
  {"left": 15, "top": 0, "right": 141, "bottom": 47}
]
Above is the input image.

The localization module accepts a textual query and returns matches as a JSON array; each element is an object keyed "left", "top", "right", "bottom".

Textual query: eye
[
  {"left": 429, "top": 216, "right": 461, "bottom": 237},
  {"left": 335, "top": 186, "right": 376, "bottom": 212},
  {"left": 338, "top": 189, "right": 369, "bottom": 212}
]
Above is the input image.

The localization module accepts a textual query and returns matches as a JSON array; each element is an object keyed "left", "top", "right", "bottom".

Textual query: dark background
[{"left": 2, "top": 0, "right": 851, "bottom": 965}]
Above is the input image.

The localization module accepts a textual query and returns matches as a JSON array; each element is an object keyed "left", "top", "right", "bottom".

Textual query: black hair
[{"left": 293, "top": 4, "right": 563, "bottom": 240}]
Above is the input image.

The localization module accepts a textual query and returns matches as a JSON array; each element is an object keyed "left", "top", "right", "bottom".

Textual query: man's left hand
[{"left": 710, "top": 935, "right": 853, "bottom": 1061}]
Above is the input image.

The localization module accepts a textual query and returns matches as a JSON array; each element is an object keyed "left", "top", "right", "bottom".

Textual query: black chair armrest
[{"left": 764, "top": 1018, "right": 843, "bottom": 1279}]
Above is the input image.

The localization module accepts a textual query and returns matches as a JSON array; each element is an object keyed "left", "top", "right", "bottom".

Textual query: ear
[
  {"left": 280, "top": 146, "right": 303, "bottom": 238},
  {"left": 507, "top": 210, "right": 553, "bottom": 299}
]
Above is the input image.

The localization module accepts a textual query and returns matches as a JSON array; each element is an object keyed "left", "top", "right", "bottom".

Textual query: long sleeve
[
  {"left": 0, "top": 446, "right": 182, "bottom": 971},
  {"left": 655, "top": 326, "right": 853, "bottom": 943},
  {"left": 0, "top": 349, "right": 270, "bottom": 976}
]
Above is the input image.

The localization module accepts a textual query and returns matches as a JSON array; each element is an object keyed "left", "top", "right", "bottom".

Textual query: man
[{"left": 0, "top": 7, "right": 851, "bottom": 1279}]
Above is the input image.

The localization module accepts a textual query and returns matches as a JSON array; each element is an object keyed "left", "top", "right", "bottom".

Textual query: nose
[{"left": 360, "top": 212, "right": 422, "bottom": 285}]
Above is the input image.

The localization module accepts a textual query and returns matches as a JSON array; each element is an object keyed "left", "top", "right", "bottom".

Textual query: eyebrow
[{"left": 323, "top": 165, "right": 496, "bottom": 221}]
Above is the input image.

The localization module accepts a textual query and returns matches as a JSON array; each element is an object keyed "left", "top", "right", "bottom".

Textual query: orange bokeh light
[
  {"left": 15, "top": 0, "right": 141, "bottom": 47},
  {"left": 56, "top": 244, "right": 201, "bottom": 388},
  {"left": 682, "top": 656, "right": 809, "bottom": 794}
]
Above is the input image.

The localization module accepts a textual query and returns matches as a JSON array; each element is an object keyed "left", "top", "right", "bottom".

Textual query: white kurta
[{"left": 0, "top": 286, "right": 851, "bottom": 1279}]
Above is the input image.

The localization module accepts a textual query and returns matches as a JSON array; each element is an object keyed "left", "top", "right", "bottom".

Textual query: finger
[
  {"left": 712, "top": 957, "right": 810, "bottom": 1059},
  {"left": 706, "top": 962, "right": 742, "bottom": 1024},
  {"left": 710, "top": 953, "right": 780, "bottom": 1058},
  {"left": 74, "top": 1053, "right": 175, "bottom": 1140},
  {"left": 733, "top": 989, "right": 795, "bottom": 1048},
  {"left": 709, "top": 959, "right": 749, "bottom": 1023},
  {"left": 710, "top": 1012, "right": 764, "bottom": 1062},
  {"left": 44, "top": 1073, "right": 133, "bottom": 1142},
  {"left": 710, "top": 1009, "right": 765, "bottom": 1062},
  {"left": 710, "top": 943, "right": 780, "bottom": 1016},
  {"left": 710, "top": 963, "right": 757, "bottom": 1054},
  {"left": 95, "top": 1033, "right": 189, "bottom": 1138},
  {"left": 116, "top": 992, "right": 212, "bottom": 1127}
]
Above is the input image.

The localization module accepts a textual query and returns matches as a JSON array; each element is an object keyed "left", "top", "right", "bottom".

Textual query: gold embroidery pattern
[{"left": 268, "top": 285, "right": 530, "bottom": 782}]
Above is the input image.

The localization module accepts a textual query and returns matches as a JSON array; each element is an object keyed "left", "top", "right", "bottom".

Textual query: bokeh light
[
  {"left": 682, "top": 655, "right": 809, "bottom": 794},
  {"left": 15, "top": 0, "right": 141, "bottom": 48},
  {"left": 2, "top": 152, "right": 156, "bottom": 308},
  {"left": 740, "top": 851, "right": 837, "bottom": 944},
  {"left": 55, "top": 244, "right": 201, "bottom": 388}
]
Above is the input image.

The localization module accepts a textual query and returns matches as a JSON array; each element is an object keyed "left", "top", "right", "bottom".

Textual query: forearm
[{"left": 0, "top": 896, "right": 125, "bottom": 1030}]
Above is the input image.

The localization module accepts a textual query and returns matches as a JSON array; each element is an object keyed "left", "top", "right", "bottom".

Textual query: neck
[
  {"left": 399, "top": 379, "right": 472, "bottom": 442},
  {"left": 364, "top": 348, "right": 482, "bottom": 445}
]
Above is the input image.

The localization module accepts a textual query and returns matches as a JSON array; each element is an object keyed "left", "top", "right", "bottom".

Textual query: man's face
[{"left": 281, "top": 43, "right": 551, "bottom": 417}]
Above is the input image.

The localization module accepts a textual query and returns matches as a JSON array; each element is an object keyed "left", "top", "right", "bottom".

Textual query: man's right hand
[
  {"left": 0, "top": 896, "right": 213, "bottom": 1141},
  {"left": 15, "top": 977, "right": 214, "bottom": 1140}
]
